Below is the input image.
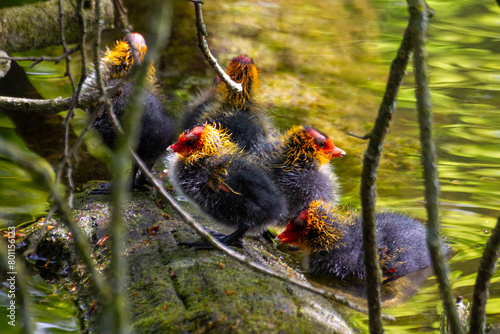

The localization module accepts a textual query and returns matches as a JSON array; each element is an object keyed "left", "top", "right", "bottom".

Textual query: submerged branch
[
  {"left": 409, "top": 0, "right": 462, "bottom": 333},
  {"left": 470, "top": 216, "right": 500, "bottom": 333},
  {"left": 189, "top": 0, "right": 242, "bottom": 93}
]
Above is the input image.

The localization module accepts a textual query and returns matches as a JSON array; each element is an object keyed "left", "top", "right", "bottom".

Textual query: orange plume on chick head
[
  {"left": 169, "top": 124, "right": 237, "bottom": 164},
  {"left": 277, "top": 200, "right": 344, "bottom": 252},
  {"left": 218, "top": 55, "right": 260, "bottom": 108}
]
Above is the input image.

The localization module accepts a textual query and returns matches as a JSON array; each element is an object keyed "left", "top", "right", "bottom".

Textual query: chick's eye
[
  {"left": 186, "top": 139, "right": 196, "bottom": 147},
  {"left": 319, "top": 141, "right": 325, "bottom": 148}
]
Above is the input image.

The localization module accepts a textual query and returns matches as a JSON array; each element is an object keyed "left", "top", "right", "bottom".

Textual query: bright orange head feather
[
  {"left": 277, "top": 200, "right": 344, "bottom": 252},
  {"left": 168, "top": 124, "right": 237, "bottom": 164},
  {"left": 102, "top": 32, "right": 149, "bottom": 79},
  {"left": 218, "top": 55, "right": 260, "bottom": 107},
  {"left": 283, "top": 126, "right": 345, "bottom": 166}
]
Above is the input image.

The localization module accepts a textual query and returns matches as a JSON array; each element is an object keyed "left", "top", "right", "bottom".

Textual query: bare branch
[
  {"left": 0, "top": 73, "right": 134, "bottom": 115},
  {"left": 409, "top": 1, "right": 463, "bottom": 332},
  {"left": 189, "top": 0, "right": 243, "bottom": 93},
  {"left": 59, "top": 0, "right": 76, "bottom": 208},
  {"left": 0, "top": 45, "right": 81, "bottom": 68},
  {"left": 359, "top": 11, "right": 414, "bottom": 334},
  {"left": 57, "top": 0, "right": 76, "bottom": 91},
  {"left": 0, "top": 95, "right": 78, "bottom": 114},
  {"left": 112, "top": 0, "right": 140, "bottom": 65}
]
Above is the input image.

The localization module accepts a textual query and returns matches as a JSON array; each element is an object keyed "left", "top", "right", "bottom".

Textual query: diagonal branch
[{"left": 131, "top": 150, "right": 394, "bottom": 321}]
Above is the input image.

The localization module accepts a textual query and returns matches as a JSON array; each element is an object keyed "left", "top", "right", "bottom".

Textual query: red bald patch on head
[
  {"left": 129, "top": 33, "right": 146, "bottom": 47},
  {"left": 231, "top": 55, "right": 254, "bottom": 65},
  {"left": 296, "top": 208, "right": 309, "bottom": 224},
  {"left": 277, "top": 209, "right": 310, "bottom": 246},
  {"left": 304, "top": 127, "right": 345, "bottom": 158},
  {"left": 277, "top": 222, "right": 300, "bottom": 245},
  {"left": 169, "top": 126, "right": 205, "bottom": 155},
  {"left": 304, "top": 127, "right": 326, "bottom": 141},
  {"left": 186, "top": 126, "right": 205, "bottom": 139}
]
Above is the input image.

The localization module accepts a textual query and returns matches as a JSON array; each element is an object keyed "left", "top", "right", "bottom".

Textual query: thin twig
[
  {"left": 100, "top": 0, "right": 174, "bottom": 331},
  {"left": 93, "top": 0, "right": 105, "bottom": 96},
  {"left": 347, "top": 132, "right": 371, "bottom": 140},
  {"left": 409, "top": 1, "right": 462, "bottom": 333},
  {"left": 469, "top": 215, "right": 500, "bottom": 332},
  {"left": 0, "top": 45, "right": 81, "bottom": 68},
  {"left": 58, "top": 0, "right": 76, "bottom": 208},
  {"left": 58, "top": 0, "right": 75, "bottom": 91},
  {"left": 112, "top": 0, "right": 140, "bottom": 65},
  {"left": 67, "top": 0, "right": 88, "bottom": 117},
  {"left": 189, "top": 0, "right": 242, "bottom": 93}
]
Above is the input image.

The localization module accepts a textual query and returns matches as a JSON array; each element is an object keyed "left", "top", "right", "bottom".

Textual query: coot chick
[
  {"left": 84, "top": 33, "right": 176, "bottom": 190},
  {"left": 277, "top": 200, "right": 451, "bottom": 280},
  {"left": 168, "top": 124, "right": 286, "bottom": 248},
  {"left": 183, "top": 55, "right": 276, "bottom": 155},
  {"left": 267, "top": 126, "right": 345, "bottom": 224}
]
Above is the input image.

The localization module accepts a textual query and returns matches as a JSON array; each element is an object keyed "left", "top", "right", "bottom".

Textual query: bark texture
[{"left": 0, "top": 0, "right": 114, "bottom": 53}]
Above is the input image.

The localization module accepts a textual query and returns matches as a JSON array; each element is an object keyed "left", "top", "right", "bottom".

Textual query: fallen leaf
[
  {"left": 147, "top": 225, "right": 160, "bottom": 235},
  {"left": 96, "top": 235, "right": 110, "bottom": 247}
]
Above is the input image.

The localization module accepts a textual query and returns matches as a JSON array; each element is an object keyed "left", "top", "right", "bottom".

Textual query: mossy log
[
  {"left": 23, "top": 189, "right": 354, "bottom": 333},
  {"left": 0, "top": 0, "right": 114, "bottom": 53}
]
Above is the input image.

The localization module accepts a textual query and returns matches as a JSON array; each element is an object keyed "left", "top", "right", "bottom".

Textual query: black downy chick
[
  {"left": 168, "top": 124, "right": 286, "bottom": 248},
  {"left": 266, "top": 126, "right": 345, "bottom": 224},
  {"left": 83, "top": 33, "right": 176, "bottom": 190},
  {"left": 278, "top": 200, "right": 451, "bottom": 280},
  {"left": 183, "top": 55, "right": 276, "bottom": 156}
]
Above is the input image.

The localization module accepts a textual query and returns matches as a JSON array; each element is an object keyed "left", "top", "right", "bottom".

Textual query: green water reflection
[
  {"left": 0, "top": 0, "right": 499, "bottom": 332},
  {"left": 368, "top": 0, "right": 500, "bottom": 332}
]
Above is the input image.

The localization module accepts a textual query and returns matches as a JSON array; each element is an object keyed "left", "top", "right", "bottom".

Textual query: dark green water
[{"left": 1, "top": 0, "right": 499, "bottom": 332}]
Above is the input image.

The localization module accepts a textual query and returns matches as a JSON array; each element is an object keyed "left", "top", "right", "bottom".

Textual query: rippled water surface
[{"left": 1, "top": 0, "right": 499, "bottom": 332}]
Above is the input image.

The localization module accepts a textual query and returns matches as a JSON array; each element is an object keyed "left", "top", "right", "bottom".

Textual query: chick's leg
[{"left": 180, "top": 226, "right": 249, "bottom": 250}]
